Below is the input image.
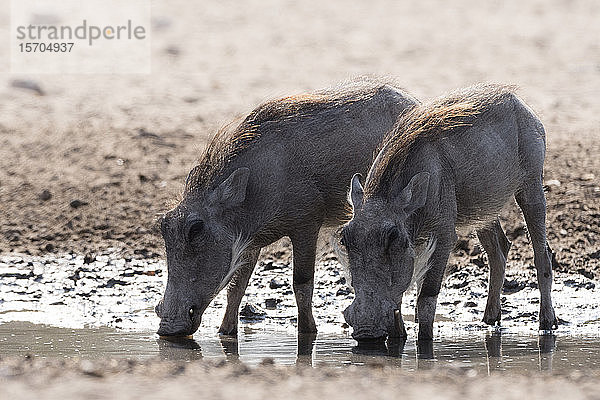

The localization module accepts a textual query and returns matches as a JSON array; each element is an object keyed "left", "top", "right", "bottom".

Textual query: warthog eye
[{"left": 186, "top": 220, "right": 205, "bottom": 242}]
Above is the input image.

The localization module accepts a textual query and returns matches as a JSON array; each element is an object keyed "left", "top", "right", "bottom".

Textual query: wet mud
[{"left": 1, "top": 241, "right": 599, "bottom": 337}]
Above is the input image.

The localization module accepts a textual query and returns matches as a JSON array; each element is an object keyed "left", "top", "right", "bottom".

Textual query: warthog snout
[
  {"left": 156, "top": 303, "right": 202, "bottom": 337},
  {"left": 344, "top": 296, "right": 401, "bottom": 342}
]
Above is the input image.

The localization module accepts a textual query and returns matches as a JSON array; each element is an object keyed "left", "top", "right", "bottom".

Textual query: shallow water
[
  {"left": 2, "top": 252, "right": 600, "bottom": 374},
  {"left": 1, "top": 321, "right": 599, "bottom": 373}
]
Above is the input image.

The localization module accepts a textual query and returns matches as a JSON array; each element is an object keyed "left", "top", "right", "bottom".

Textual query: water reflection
[
  {"left": 538, "top": 334, "right": 556, "bottom": 372},
  {"left": 1, "top": 321, "right": 597, "bottom": 373},
  {"left": 483, "top": 332, "right": 557, "bottom": 373},
  {"left": 156, "top": 337, "right": 203, "bottom": 361},
  {"left": 297, "top": 333, "right": 317, "bottom": 366},
  {"left": 485, "top": 332, "right": 503, "bottom": 372},
  {"left": 219, "top": 335, "right": 241, "bottom": 363}
]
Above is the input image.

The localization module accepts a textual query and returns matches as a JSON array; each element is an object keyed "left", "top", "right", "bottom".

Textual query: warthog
[
  {"left": 155, "top": 77, "right": 418, "bottom": 337},
  {"left": 341, "top": 84, "right": 558, "bottom": 341}
]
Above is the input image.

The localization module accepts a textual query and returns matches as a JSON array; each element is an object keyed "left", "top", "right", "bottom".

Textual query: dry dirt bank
[{"left": 2, "top": 356, "right": 600, "bottom": 400}]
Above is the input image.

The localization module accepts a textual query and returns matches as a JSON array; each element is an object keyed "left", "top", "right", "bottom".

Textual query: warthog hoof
[
  {"left": 539, "top": 306, "right": 559, "bottom": 331},
  {"left": 539, "top": 316, "right": 559, "bottom": 331},
  {"left": 218, "top": 323, "right": 238, "bottom": 337},
  {"left": 482, "top": 306, "right": 501, "bottom": 326}
]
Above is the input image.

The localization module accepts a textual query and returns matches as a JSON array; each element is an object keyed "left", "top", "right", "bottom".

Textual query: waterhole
[{"left": 1, "top": 321, "right": 599, "bottom": 373}]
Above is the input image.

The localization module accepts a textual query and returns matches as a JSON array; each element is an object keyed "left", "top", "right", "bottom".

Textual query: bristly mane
[
  {"left": 365, "top": 83, "right": 516, "bottom": 197},
  {"left": 184, "top": 77, "right": 408, "bottom": 194}
]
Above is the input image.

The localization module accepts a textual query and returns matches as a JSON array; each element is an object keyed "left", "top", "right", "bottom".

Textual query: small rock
[
  {"left": 564, "top": 279, "right": 595, "bottom": 290},
  {"left": 165, "top": 46, "right": 180, "bottom": 56},
  {"left": 464, "top": 301, "right": 477, "bottom": 307},
  {"left": 83, "top": 254, "right": 96, "bottom": 264},
  {"left": 544, "top": 179, "right": 561, "bottom": 191},
  {"left": 70, "top": 199, "right": 88, "bottom": 209},
  {"left": 577, "top": 268, "right": 595, "bottom": 280},
  {"left": 239, "top": 303, "right": 266, "bottom": 320},
  {"left": 336, "top": 287, "right": 352, "bottom": 296},
  {"left": 102, "top": 278, "right": 128, "bottom": 288},
  {"left": 261, "top": 260, "right": 285, "bottom": 271},
  {"left": 265, "top": 298, "right": 278, "bottom": 309},
  {"left": 269, "top": 278, "right": 287, "bottom": 289},
  {"left": 80, "top": 360, "right": 103, "bottom": 378},
  {"left": 39, "top": 189, "right": 52, "bottom": 201},
  {"left": 152, "top": 17, "right": 172, "bottom": 30},
  {"left": 580, "top": 173, "right": 595, "bottom": 181},
  {"left": 11, "top": 79, "right": 45, "bottom": 95},
  {"left": 448, "top": 280, "right": 468, "bottom": 289},
  {"left": 503, "top": 279, "right": 525, "bottom": 294},
  {"left": 260, "top": 357, "right": 275, "bottom": 366},
  {"left": 588, "top": 250, "right": 600, "bottom": 260},
  {"left": 137, "top": 128, "right": 160, "bottom": 139}
]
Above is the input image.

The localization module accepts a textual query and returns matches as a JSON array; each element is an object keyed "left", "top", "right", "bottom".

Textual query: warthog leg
[
  {"left": 515, "top": 179, "right": 558, "bottom": 331},
  {"left": 417, "top": 226, "right": 457, "bottom": 340},
  {"left": 391, "top": 294, "right": 407, "bottom": 338},
  {"left": 291, "top": 228, "right": 319, "bottom": 334},
  {"left": 218, "top": 248, "right": 260, "bottom": 336},
  {"left": 477, "top": 218, "right": 511, "bottom": 326}
]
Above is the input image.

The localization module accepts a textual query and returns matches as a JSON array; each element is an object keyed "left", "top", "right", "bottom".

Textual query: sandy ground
[
  {"left": 2, "top": 357, "right": 600, "bottom": 400},
  {"left": 1, "top": 0, "right": 600, "bottom": 398},
  {"left": 0, "top": 0, "right": 598, "bottom": 263}
]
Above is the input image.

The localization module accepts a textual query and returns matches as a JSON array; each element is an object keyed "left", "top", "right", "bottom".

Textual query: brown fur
[
  {"left": 366, "top": 83, "right": 516, "bottom": 197},
  {"left": 185, "top": 77, "right": 406, "bottom": 194}
]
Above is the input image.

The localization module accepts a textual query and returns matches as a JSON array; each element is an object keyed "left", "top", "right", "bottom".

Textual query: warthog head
[
  {"left": 341, "top": 172, "right": 431, "bottom": 341},
  {"left": 155, "top": 167, "right": 251, "bottom": 337}
]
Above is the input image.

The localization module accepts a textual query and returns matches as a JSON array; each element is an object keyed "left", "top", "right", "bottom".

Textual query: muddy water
[
  {"left": 2, "top": 252, "right": 600, "bottom": 335},
  {"left": 1, "top": 321, "right": 599, "bottom": 373},
  {"left": 2, "top": 252, "right": 600, "bottom": 374}
]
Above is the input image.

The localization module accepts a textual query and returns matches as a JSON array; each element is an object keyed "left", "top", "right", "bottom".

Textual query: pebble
[
  {"left": 239, "top": 303, "right": 266, "bottom": 320},
  {"left": 544, "top": 179, "right": 561, "bottom": 191},
  {"left": 503, "top": 279, "right": 525, "bottom": 294},
  {"left": 269, "top": 278, "right": 287, "bottom": 289},
  {"left": 39, "top": 190, "right": 52, "bottom": 201},
  {"left": 10, "top": 79, "right": 45, "bottom": 96},
  {"left": 265, "top": 298, "right": 278, "bottom": 309},
  {"left": 69, "top": 200, "right": 88, "bottom": 209},
  {"left": 580, "top": 173, "right": 595, "bottom": 181},
  {"left": 261, "top": 261, "right": 286, "bottom": 271}
]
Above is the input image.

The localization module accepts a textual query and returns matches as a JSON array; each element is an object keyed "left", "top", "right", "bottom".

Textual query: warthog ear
[
  {"left": 400, "top": 172, "right": 430, "bottom": 214},
  {"left": 214, "top": 167, "right": 251, "bottom": 208},
  {"left": 349, "top": 173, "right": 364, "bottom": 211}
]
